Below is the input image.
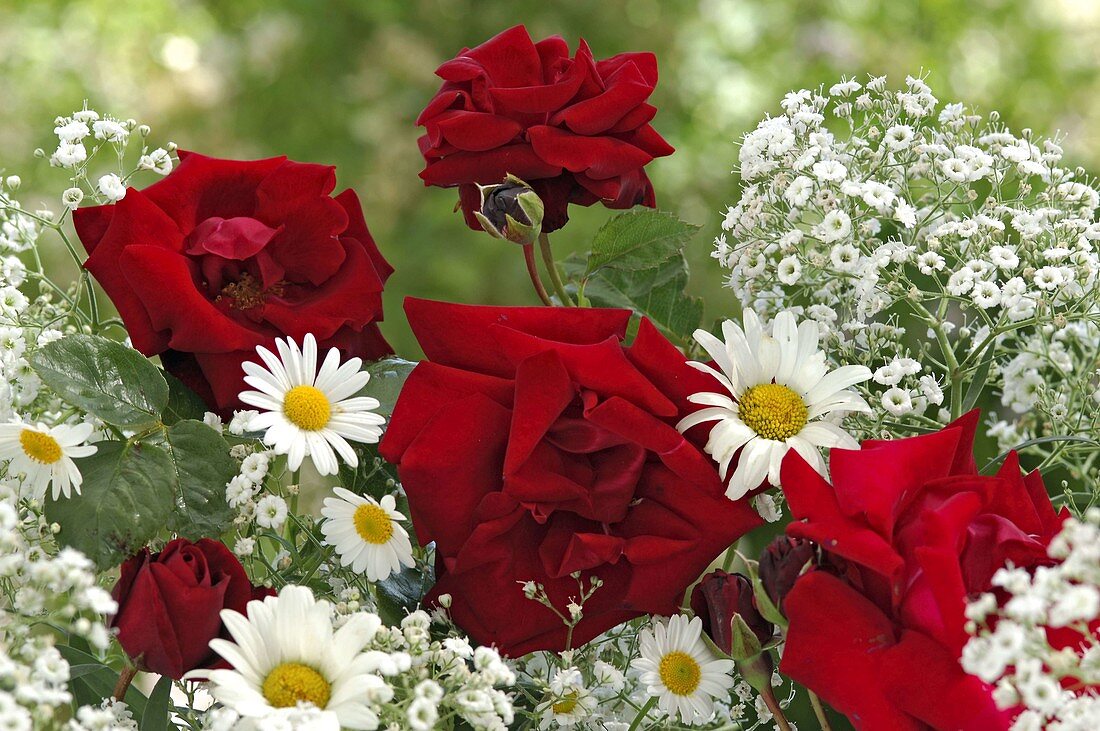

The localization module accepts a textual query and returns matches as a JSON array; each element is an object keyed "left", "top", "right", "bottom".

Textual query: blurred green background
[{"left": 3, "top": 0, "right": 1100, "bottom": 357}]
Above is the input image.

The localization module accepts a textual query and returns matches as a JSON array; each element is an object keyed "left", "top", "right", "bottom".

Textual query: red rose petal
[
  {"left": 117, "top": 245, "right": 264, "bottom": 353},
  {"left": 528, "top": 126, "right": 653, "bottom": 179},
  {"left": 403, "top": 298, "right": 631, "bottom": 377}
]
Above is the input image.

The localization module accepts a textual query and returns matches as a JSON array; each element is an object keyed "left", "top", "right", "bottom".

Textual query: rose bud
[
  {"left": 111, "top": 538, "right": 272, "bottom": 679},
  {"left": 758, "top": 535, "right": 816, "bottom": 613},
  {"left": 472, "top": 174, "right": 545, "bottom": 245},
  {"left": 691, "top": 569, "right": 774, "bottom": 660}
]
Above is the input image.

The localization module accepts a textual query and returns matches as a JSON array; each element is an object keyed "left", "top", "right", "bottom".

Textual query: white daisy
[
  {"left": 198, "top": 585, "right": 389, "bottom": 729},
  {"left": 631, "top": 615, "right": 735, "bottom": 726},
  {"left": 239, "top": 334, "right": 386, "bottom": 476},
  {"left": 0, "top": 421, "right": 97, "bottom": 500},
  {"left": 677, "top": 310, "right": 872, "bottom": 500},
  {"left": 320, "top": 488, "right": 414, "bottom": 582}
]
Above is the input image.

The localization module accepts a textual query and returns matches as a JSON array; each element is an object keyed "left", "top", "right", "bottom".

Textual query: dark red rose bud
[
  {"left": 758, "top": 535, "right": 816, "bottom": 612},
  {"left": 473, "top": 174, "right": 544, "bottom": 245},
  {"left": 691, "top": 570, "right": 774, "bottom": 659},
  {"left": 111, "top": 538, "right": 268, "bottom": 679}
]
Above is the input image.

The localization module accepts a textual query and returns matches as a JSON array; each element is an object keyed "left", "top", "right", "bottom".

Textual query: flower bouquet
[{"left": 1, "top": 23, "right": 1098, "bottom": 731}]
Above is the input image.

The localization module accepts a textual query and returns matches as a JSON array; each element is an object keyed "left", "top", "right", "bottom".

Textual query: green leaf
[
  {"left": 162, "top": 372, "right": 210, "bottom": 425},
  {"left": 585, "top": 209, "right": 699, "bottom": 274},
  {"left": 32, "top": 334, "right": 168, "bottom": 428},
  {"left": 139, "top": 675, "right": 173, "bottom": 731},
  {"left": 583, "top": 255, "right": 703, "bottom": 342},
  {"left": 376, "top": 564, "right": 433, "bottom": 625},
  {"left": 163, "top": 420, "right": 236, "bottom": 538},
  {"left": 360, "top": 358, "right": 416, "bottom": 417},
  {"left": 57, "top": 645, "right": 147, "bottom": 716},
  {"left": 962, "top": 340, "right": 996, "bottom": 413},
  {"left": 46, "top": 441, "right": 175, "bottom": 570}
]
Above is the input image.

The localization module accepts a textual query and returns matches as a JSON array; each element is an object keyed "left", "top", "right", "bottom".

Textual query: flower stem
[
  {"left": 760, "top": 685, "right": 793, "bottom": 731},
  {"left": 626, "top": 696, "right": 657, "bottom": 731},
  {"left": 522, "top": 243, "right": 554, "bottom": 306},
  {"left": 808, "top": 689, "right": 834, "bottom": 731},
  {"left": 113, "top": 665, "right": 138, "bottom": 701},
  {"left": 538, "top": 233, "right": 574, "bottom": 306}
]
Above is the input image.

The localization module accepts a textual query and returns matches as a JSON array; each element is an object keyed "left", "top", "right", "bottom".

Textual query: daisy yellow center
[
  {"left": 261, "top": 663, "right": 331, "bottom": 709},
  {"left": 658, "top": 651, "right": 701, "bottom": 696},
  {"left": 551, "top": 692, "right": 578, "bottom": 715},
  {"left": 19, "top": 429, "right": 62, "bottom": 464},
  {"left": 353, "top": 503, "right": 394, "bottom": 545},
  {"left": 737, "top": 383, "right": 808, "bottom": 441},
  {"left": 282, "top": 385, "right": 331, "bottom": 431}
]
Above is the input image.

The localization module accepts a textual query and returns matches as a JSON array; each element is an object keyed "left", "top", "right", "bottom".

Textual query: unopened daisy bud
[
  {"left": 138, "top": 124, "right": 151, "bottom": 137},
  {"left": 437, "top": 593, "right": 452, "bottom": 608},
  {"left": 4, "top": 175, "right": 20, "bottom": 190},
  {"left": 473, "top": 174, "right": 544, "bottom": 245}
]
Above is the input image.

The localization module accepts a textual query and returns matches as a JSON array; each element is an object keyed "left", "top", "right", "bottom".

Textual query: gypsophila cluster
[
  {"left": 717, "top": 74, "right": 1099, "bottom": 501},
  {"left": 45, "top": 104, "right": 176, "bottom": 208},
  {"left": 0, "top": 494, "right": 119, "bottom": 730},
  {"left": 962, "top": 511, "right": 1100, "bottom": 730}
]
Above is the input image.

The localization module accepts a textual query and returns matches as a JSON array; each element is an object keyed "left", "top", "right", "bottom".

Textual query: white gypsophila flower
[
  {"left": 0, "top": 421, "right": 97, "bottom": 500},
  {"left": 677, "top": 310, "right": 871, "bottom": 499},
  {"left": 196, "top": 585, "right": 389, "bottom": 729},
  {"left": 239, "top": 334, "right": 385, "bottom": 476},
  {"left": 319, "top": 488, "right": 414, "bottom": 582},
  {"left": 138, "top": 148, "right": 174, "bottom": 176},
  {"left": 254, "top": 494, "right": 287, "bottom": 531},
  {"left": 96, "top": 174, "right": 126, "bottom": 203},
  {"left": 51, "top": 143, "right": 87, "bottom": 168},
  {"left": 631, "top": 615, "right": 735, "bottom": 726}
]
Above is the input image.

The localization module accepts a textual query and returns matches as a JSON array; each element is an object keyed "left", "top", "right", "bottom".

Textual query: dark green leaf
[
  {"left": 585, "top": 209, "right": 699, "bottom": 274},
  {"left": 67, "top": 663, "right": 109, "bottom": 680},
  {"left": 962, "top": 340, "right": 996, "bottom": 413},
  {"left": 139, "top": 675, "right": 173, "bottom": 731},
  {"left": 32, "top": 335, "right": 168, "bottom": 428},
  {"left": 360, "top": 358, "right": 416, "bottom": 417},
  {"left": 46, "top": 441, "right": 175, "bottom": 570},
  {"left": 376, "top": 564, "right": 433, "bottom": 625},
  {"left": 58, "top": 645, "right": 147, "bottom": 716},
  {"left": 583, "top": 255, "right": 703, "bottom": 342},
  {"left": 163, "top": 420, "right": 236, "bottom": 538},
  {"left": 162, "top": 372, "right": 210, "bottom": 425}
]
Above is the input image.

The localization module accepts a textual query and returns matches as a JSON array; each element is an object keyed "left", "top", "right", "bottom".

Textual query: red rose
[
  {"left": 74, "top": 151, "right": 393, "bottom": 413},
  {"left": 691, "top": 570, "right": 774, "bottom": 657},
  {"left": 110, "top": 538, "right": 272, "bottom": 679},
  {"left": 379, "top": 299, "right": 760, "bottom": 655},
  {"left": 778, "top": 412, "right": 1068, "bottom": 730},
  {"left": 417, "top": 25, "right": 675, "bottom": 233}
]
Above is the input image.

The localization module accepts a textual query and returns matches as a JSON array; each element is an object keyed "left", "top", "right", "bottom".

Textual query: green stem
[
  {"left": 808, "top": 689, "right": 834, "bottom": 731},
  {"left": 913, "top": 301, "right": 962, "bottom": 418},
  {"left": 522, "top": 243, "right": 553, "bottom": 306},
  {"left": 626, "top": 696, "right": 658, "bottom": 731},
  {"left": 538, "top": 233, "right": 574, "bottom": 306}
]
